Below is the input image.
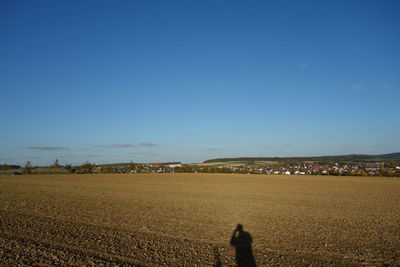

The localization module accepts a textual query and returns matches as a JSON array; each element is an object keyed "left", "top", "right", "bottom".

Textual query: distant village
[
  {"left": 92, "top": 161, "right": 400, "bottom": 177},
  {"left": 2, "top": 160, "right": 400, "bottom": 177}
]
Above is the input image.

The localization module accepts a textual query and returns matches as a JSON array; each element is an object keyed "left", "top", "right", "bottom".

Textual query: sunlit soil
[{"left": 1, "top": 173, "right": 399, "bottom": 266}]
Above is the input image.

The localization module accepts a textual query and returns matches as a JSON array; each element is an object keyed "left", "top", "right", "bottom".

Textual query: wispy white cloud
[
  {"left": 138, "top": 142, "right": 156, "bottom": 147},
  {"left": 348, "top": 84, "right": 363, "bottom": 89},
  {"left": 28, "top": 146, "right": 68, "bottom": 151},
  {"left": 95, "top": 144, "right": 135, "bottom": 148}
]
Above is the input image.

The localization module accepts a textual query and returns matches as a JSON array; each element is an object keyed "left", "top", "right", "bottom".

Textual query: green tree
[
  {"left": 65, "top": 164, "right": 73, "bottom": 173},
  {"left": 0, "top": 164, "right": 8, "bottom": 170},
  {"left": 101, "top": 165, "right": 113, "bottom": 173},
  {"left": 129, "top": 161, "right": 135, "bottom": 171},
  {"left": 379, "top": 168, "right": 388, "bottom": 177},
  {"left": 328, "top": 169, "right": 340, "bottom": 176},
  {"left": 53, "top": 159, "right": 60, "bottom": 168},
  {"left": 80, "top": 162, "right": 95, "bottom": 173},
  {"left": 23, "top": 161, "right": 32, "bottom": 174}
]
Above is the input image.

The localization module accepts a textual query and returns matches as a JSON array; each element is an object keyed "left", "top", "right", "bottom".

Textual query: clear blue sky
[{"left": 1, "top": 0, "right": 399, "bottom": 166}]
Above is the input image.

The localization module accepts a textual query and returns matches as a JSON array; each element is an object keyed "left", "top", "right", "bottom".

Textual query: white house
[{"left": 167, "top": 164, "right": 182, "bottom": 168}]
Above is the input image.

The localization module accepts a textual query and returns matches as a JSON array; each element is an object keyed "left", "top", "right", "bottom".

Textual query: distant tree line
[
  {"left": 0, "top": 164, "right": 21, "bottom": 170},
  {"left": 65, "top": 162, "right": 95, "bottom": 174}
]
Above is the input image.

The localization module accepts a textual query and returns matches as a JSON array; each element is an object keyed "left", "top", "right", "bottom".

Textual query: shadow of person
[{"left": 230, "top": 224, "right": 256, "bottom": 267}]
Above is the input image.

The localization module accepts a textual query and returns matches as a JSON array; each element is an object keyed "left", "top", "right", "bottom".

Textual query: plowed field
[{"left": 1, "top": 174, "right": 399, "bottom": 266}]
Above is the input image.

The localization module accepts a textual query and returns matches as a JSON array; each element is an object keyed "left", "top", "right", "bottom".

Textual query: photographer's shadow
[{"left": 230, "top": 224, "right": 256, "bottom": 267}]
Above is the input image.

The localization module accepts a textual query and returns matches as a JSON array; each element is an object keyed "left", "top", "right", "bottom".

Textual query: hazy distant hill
[
  {"left": 98, "top": 162, "right": 181, "bottom": 167},
  {"left": 374, "top": 152, "right": 400, "bottom": 159},
  {"left": 203, "top": 153, "right": 400, "bottom": 164}
]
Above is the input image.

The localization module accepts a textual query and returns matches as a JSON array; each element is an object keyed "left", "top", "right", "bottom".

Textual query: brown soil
[{"left": 0, "top": 173, "right": 399, "bottom": 266}]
